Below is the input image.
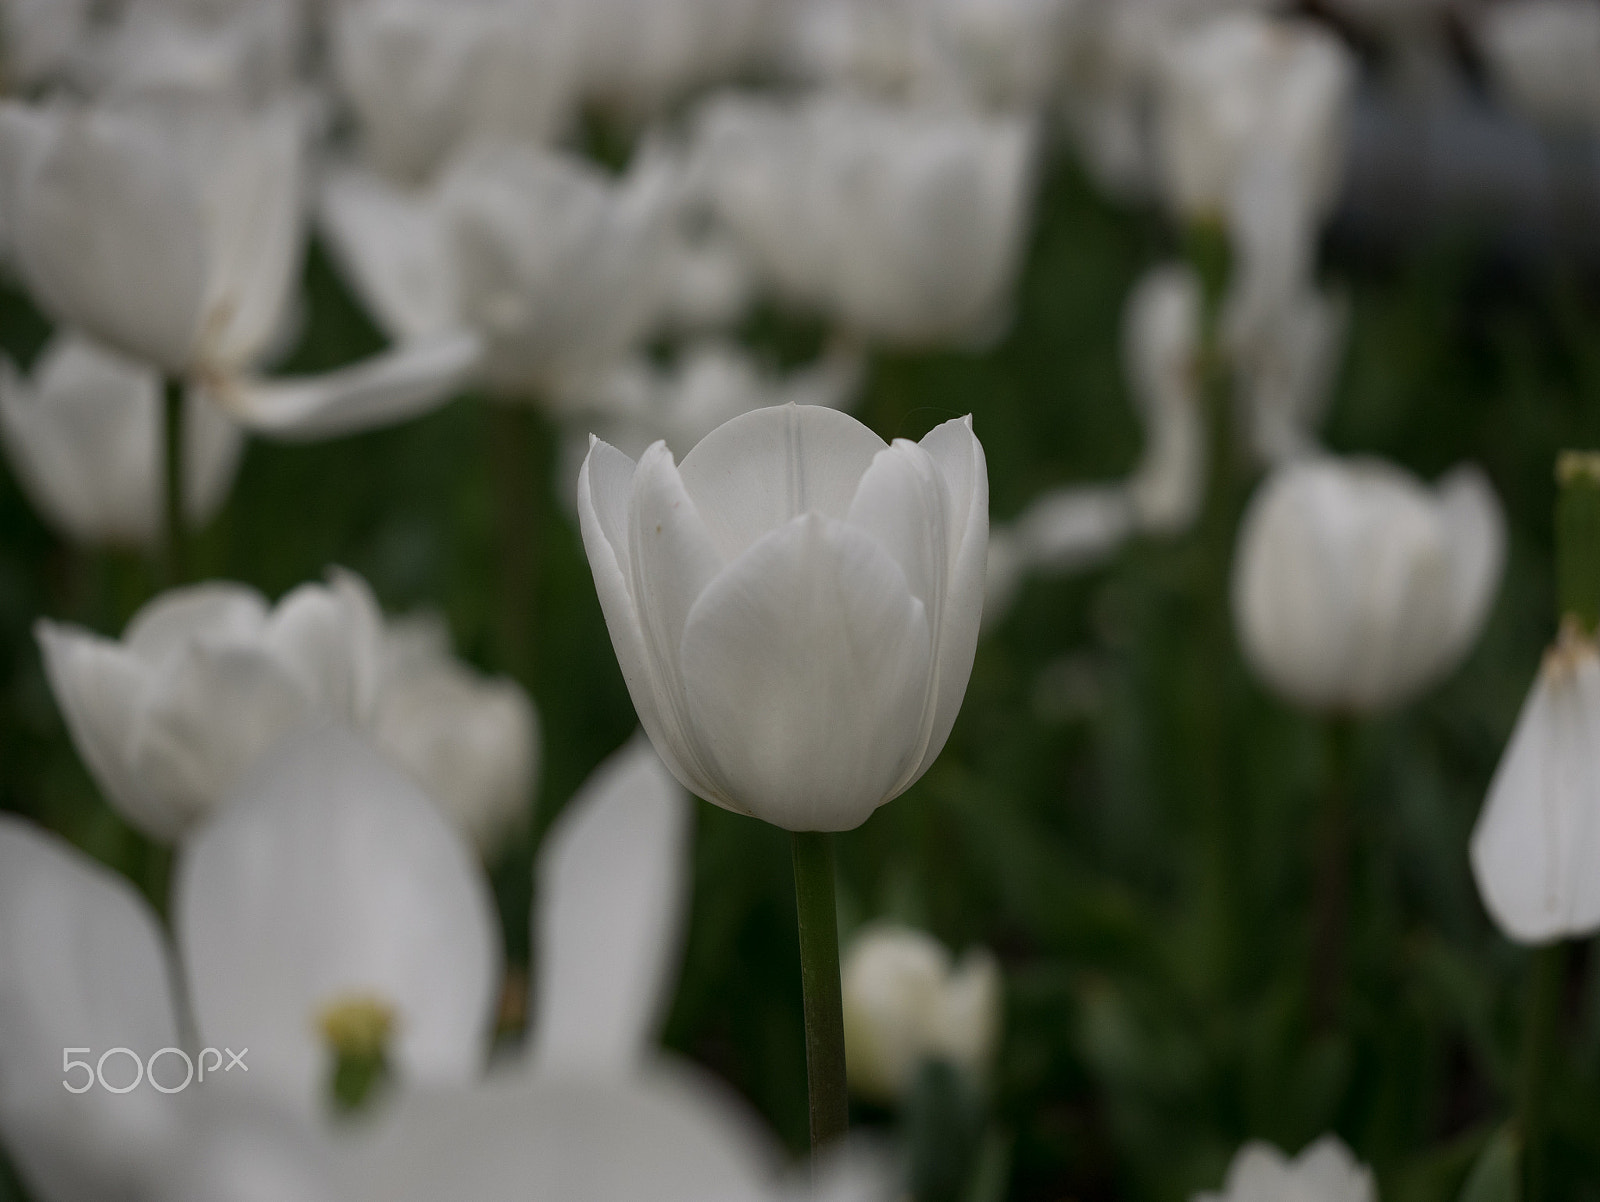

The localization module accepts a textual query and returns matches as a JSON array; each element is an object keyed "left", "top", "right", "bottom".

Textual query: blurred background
[{"left": 1, "top": 0, "right": 1599, "bottom": 1198}]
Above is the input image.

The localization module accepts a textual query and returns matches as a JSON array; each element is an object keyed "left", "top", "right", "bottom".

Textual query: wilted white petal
[
  {"left": 177, "top": 726, "right": 501, "bottom": 1116},
  {"left": 216, "top": 332, "right": 484, "bottom": 440},
  {"left": 1471, "top": 627, "right": 1600, "bottom": 944},
  {"left": 318, "top": 166, "right": 464, "bottom": 344},
  {"left": 0, "top": 815, "right": 184, "bottom": 1202},
  {"left": 530, "top": 738, "right": 691, "bottom": 1072},
  {"left": 0, "top": 334, "right": 243, "bottom": 548},
  {"left": 681, "top": 513, "right": 931, "bottom": 830}
]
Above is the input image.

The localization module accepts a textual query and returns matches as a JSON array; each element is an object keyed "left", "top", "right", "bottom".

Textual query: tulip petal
[
  {"left": 263, "top": 569, "right": 385, "bottom": 725},
  {"left": 215, "top": 332, "right": 484, "bottom": 441},
  {"left": 343, "top": 1068, "right": 776, "bottom": 1202},
  {"left": 577, "top": 439, "right": 705, "bottom": 802},
  {"left": 36, "top": 619, "right": 177, "bottom": 838},
  {"left": 124, "top": 582, "right": 269, "bottom": 663},
  {"left": 530, "top": 738, "right": 691, "bottom": 1073},
  {"left": 177, "top": 726, "right": 501, "bottom": 1116},
  {"left": 1471, "top": 639, "right": 1600, "bottom": 943},
  {"left": 677, "top": 404, "right": 886, "bottom": 562},
  {"left": 907, "top": 416, "right": 988, "bottom": 782},
  {"left": 0, "top": 815, "right": 184, "bottom": 1202},
  {"left": 10, "top": 106, "right": 208, "bottom": 374},
  {"left": 847, "top": 439, "right": 948, "bottom": 616},
  {"left": 319, "top": 165, "right": 463, "bottom": 344},
  {"left": 681, "top": 513, "right": 931, "bottom": 831},
  {"left": 627, "top": 441, "right": 735, "bottom": 806}
]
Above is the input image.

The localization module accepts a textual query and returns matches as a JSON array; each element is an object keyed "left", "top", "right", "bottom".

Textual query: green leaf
[{"left": 1457, "top": 1126, "right": 1521, "bottom": 1202}]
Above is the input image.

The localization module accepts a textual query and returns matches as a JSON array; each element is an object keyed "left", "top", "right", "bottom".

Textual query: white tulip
[
  {"left": 331, "top": 0, "right": 578, "bottom": 185},
  {"left": 177, "top": 728, "right": 501, "bottom": 1114},
  {"left": 1232, "top": 457, "right": 1506, "bottom": 714},
  {"left": 1477, "top": 0, "right": 1600, "bottom": 131},
  {"left": 1470, "top": 620, "right": 1600, "bottom": 944},
  {"left": 320, "top": 141, "right": 684, "bottom": 399},
  {"left": 697, "top": 92, "right": 1037, "bottom": 347},
  {"left": 578, "top": 404, "right": 987, "bottom": 831},
  {"left": 1154, "top": 12, "right": 1355, "bottom": 226},
  {"left": 1195, "top": 1136, "right": 1375, "bottom": 1202},
  {"left": 372, "top": 614, "right": 540, "bottom": 857},
  {"left": 36, "top": 571, "right": 386, "bottom": 841},
  {"left": 0, "top": 332, "right": 243, "bottom": 548},
  {"left": 1231, "top": 282, "right": 1347, "bottom": 468},
  {"left": 840, "top": 923, "right": 1001, "bottom": 1104}
]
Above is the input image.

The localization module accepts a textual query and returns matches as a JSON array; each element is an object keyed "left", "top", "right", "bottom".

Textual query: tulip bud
[
  {"left": 0, "top": 334, "right": 243, "bottom": 548},
  {"left": 1196, "top": 1136, "right": 1375, "bottom": 1202},
  {"left": 372, "top": 615, "right": 540, "bottom": 857},
  {"left": 1231, "top": 456, "right": 1506, "bottom": 714},
  {"left": 577, "top": 404, "right": 987, "bottom": 831},
  {"left": 840, "top": 924, "right": 1000, "bottom": 1104}
]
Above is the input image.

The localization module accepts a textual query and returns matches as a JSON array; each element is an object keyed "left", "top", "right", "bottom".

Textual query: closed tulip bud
[
  {"left": 0, "top": 333, "right": 243, "bottom": 548},
  {"left": 697, "top": 93, "right": 1036, "bottom": 347},
  {"left": 1470, "top": 620, "right": 1600, "bottom": 944},
  {"left": 1232, "top": 457, "right": 1506, "bottom": 714},
  {"left": 372, "top": 615, "right": 540, "bottom": 857},
  {"left": 1196, "top": 1136, "right": 1375, "bottom": 1202},
  {"left": 840, "top": 924, "right": 1001, "bottom": 1104},
  {"left": 577, "top": 404, "right": 987, "bottom": 832},
  {"left": 36, "top": 571, "right": 385, "bottom": 841}
]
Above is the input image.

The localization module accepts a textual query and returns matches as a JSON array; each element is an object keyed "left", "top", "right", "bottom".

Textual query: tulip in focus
[
  {"left": 0, "top": 333, "right": 243, "bottom": 548},
  {"left": 841, "top": 923, "right": 1001, "bottom": 1104},
  {"left": 1195, "top": 1136, "right": 1375, "bottom": 1202},
  {"left": 578, "top": 403, "right": 988, "bottom": 831},
  {"left": 1232, "top": 456, "right": 1505, "bottom": 714}
]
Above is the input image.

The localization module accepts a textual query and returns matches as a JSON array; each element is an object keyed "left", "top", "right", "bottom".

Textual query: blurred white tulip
[
  {"left": 1155, "top": 12, "right": 1355, "bottom": 227},
  {"left": 529, "top": 738, "right": 691, "bottom": 1074},
  {"left": 373, "top": 614, "right": 540, "bottom": 857},
  {"left": 0, "top": 332, "right": 243, "bottom": 548},
  {"left": 331, "top": 0, "right": 579, "bottom": 185},
  {"left": 320, "top": 141, "right": 684, "bottom": 399},
  {"left": 177, "top": 727, "right": 501, "bottom": 1115},
  {"left": 37, "top": 570, "right": 384, "bottom": 841},
  {"left": 1470, "top": 620, "right": 1600, "bottom": 944},
  {"left": 1477, "top": 0, "right": 1600, "bottom": 132},
  {"left": 1195, "top": 1135, "right": 1375, "bottom": 1202},
  {"left": 1231, "top": 282, "right": 1347, "bottom": 467},
  {"left": 697, "top": 92, "right": 1037, "bottom": 347},
  {"left": 578, "top": 404, "right": 987, "bottom": 831},
  {"left": 840, "top": 923, "right": 1001, "bottom": 1104},
  {"left": 1232, "top": 457, "right": 1505, "bottom": 714}
]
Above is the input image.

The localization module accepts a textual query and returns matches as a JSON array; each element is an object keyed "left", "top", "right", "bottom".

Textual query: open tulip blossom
[{"left": 578, "top": 403, "right": 988, "bottom": 833}]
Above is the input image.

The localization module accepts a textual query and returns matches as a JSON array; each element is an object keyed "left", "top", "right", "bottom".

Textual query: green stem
[
  {"left": 162, "top": 379, "right": 187, "bottom": 586},
  {"left": 1311, "top": 716, "right": 1355, "bottom": 1030},
  {"left": 489, "top": 403, "right": 544, "bottom": 682},
  {"left": 1556, "top": 451, "right": 1600, "bottom": 634},
  {"left": 792, "top": 831, "right": 848, "bottom": 1149},
  {"left": 1518, "top": 943, "right": 1565, "bottom": 1202}
]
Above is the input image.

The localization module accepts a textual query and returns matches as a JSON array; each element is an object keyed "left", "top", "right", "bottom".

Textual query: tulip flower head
[
  {"left": 840, "top": 923, "right": 1001, "bottom": 1104},
  {"left": 1232, "top": 456, "right": 1505, "bottom": 714},
  {"left": 578, "top": 404, "right": 988, "bottom": 831},
  {"left": 1470, "top": 619, "right": 1600, "bottom": 944},
  {"left": 1196, "top": 1136, "right": 1375, "bottom": 1202}
]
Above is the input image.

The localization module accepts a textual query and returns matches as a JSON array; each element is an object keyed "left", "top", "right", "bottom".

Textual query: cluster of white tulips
[{"left": 0, "top": 0, "right": 1596, "bottom": 1198}]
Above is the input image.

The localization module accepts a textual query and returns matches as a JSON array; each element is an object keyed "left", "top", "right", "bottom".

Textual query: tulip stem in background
[
  {"left": 1311, "top": 716, "right": 1355, "bottom": 1030},
  {"left": 162, "top": 379, "right": 187, "bottom": 586},
  {"left": 1517, "top": 942, "right": 1564, "bottom": 1202},
  {"left": 1556, "top": 450, "right": 1600, "bottom": 636},
  {"left": 792, "top": 831, "right": 849, "bottom": 1149},
  {"left": 489, "top": 404, "right": 546, "bottom": 681}
]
